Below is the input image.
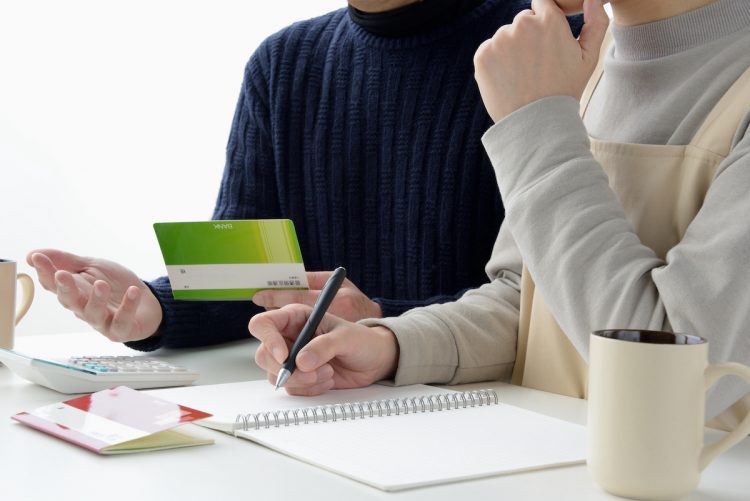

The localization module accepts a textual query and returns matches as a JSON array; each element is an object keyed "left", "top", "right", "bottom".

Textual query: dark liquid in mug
[{"left": 593, "top": 329, "right": 705, "bottom": 345}]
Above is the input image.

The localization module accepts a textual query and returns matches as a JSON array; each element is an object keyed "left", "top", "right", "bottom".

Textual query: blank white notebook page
[
  {"left": 239, "top": 399, "right": 586, "bottom": 491},
  {"left": 148, "top": 381, "right": 587, "bottom": 491}
]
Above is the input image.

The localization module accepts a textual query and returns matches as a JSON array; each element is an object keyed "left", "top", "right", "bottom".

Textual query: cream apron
[{"left": 510, "top": 34, "right": 750, "bottom": 430}]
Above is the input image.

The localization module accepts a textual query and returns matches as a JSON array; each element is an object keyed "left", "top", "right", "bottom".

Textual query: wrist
[
  {"left": 141, "top": 280, "right": 165, "bottom": 338},
  {"left": 371, "top": 326, "right": 399, "bottom": 380}
]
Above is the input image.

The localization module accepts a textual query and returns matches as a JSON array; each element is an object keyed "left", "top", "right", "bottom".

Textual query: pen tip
[{"left": 275, "top": 368, "right": 290, "bottom": 390}]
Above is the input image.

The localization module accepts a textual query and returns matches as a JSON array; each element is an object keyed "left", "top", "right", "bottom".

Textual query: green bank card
[{"left": 153, "top": 220, "right": 308, "bottom": 300}]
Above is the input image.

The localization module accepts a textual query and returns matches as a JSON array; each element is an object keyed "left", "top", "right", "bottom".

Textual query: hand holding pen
[
  {"left": 250, "top": 267, "right": 400, "bottom": 396},
  {"left": 275, "top": 267, "right": 347, "bottom": 389}
]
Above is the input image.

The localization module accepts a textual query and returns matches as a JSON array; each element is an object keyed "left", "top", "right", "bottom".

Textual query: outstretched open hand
[{"left": 27, "top": 249, "right": 162, "bottom": 342}]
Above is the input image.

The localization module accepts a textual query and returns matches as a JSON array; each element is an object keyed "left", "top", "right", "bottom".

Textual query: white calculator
[{"left": 0, "top": 348, "right": 200, "bottom": 394}]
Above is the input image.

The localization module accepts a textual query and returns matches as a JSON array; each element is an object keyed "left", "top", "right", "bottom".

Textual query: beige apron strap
[
  {"left": 579, "top": 28, "right": 613, "bottom": 119},
  {"left": 511, "top": 265, "right": 535, "bottom": 385},
  {"left": 690, "top": 64, "right": 750, "bottom": 156}
]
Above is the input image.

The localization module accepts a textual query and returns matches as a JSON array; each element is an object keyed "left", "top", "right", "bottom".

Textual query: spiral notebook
[{"left": 147, "top": 381, "right": 586, "bottom": 491}]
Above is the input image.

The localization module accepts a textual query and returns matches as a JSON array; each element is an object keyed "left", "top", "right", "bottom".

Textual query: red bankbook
[{"left": 12, "top": 386, "right": 214, "bottom": 454}]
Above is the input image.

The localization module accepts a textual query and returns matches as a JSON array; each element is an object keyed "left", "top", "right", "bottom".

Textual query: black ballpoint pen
[{"left": 275, "top": 267, "right": 347, "bottom": 390}]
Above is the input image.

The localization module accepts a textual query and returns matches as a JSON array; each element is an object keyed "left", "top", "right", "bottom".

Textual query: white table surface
[{"left": 2, "top": 332, "right": 749, "bottom": 501}]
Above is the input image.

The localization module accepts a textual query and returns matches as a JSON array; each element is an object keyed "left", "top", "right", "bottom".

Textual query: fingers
[
  {"left": 28, "top": 252, "right": 59, "bottom": 291},
  {"left": 250, "top": 304, "right": 313, "bottom": 362},
  {"left": 251, "top": 305, "right": 356, "bottom": 393},
  {"left": 54, "top": 270, "right": 86, "bottom": 311},
  {"left": 255, "top": 341, "right": 286, "bottom": 375},
  {"left": 294, "top": 327, "right": 356, "bottom": 372},
  {"left": 271, "top": 372, "right": 336, "bottom": 396},
  {"left": 251, "top": 304, "right": 345, "bottom": 366},
  {"left": 283, "top": 380, "right": 336, "bottom": 397},
  {"left": 29, "top": 250, "right": 91, "bottom": 293},
  {"left": 28, "top": 249, "right": 88, "bottom": 273},
  {"left": 82, "top": 281, "right": 112, "bottom": 332},
  {"left": 305, "top": 271, "right": 335, "bottom": 289},
  {"left": 253, "top": 270, "right": 357, "bottom": 308},
  {"left": 530, "top": 0, "right": 563, "bottom": 16},
  {"left": 54, "top": 271, "right": 123, "bottom": 340},
  {"left": 256, "top": 334, "right": 335, "bottom": 389},
  {"left": 514, "top": 8, "right": 534, "bottom": 20},
  {"left": 35, "top": 255, "right": 112, "bottom": 333},
  {"left": 253, "top": 289, "right": 321, "bottom": 309},
  {"left": 108, "top": 286, "right": 142, "bottom": 342},
  {"left": 579, "top": 0, "right": 609, "bottom": 66},
  {"left": 27, "top": 249, "right": 154, "bottom": 342},
  {"left": 264, "top": 364, "right": 335, "bottom": 395}
]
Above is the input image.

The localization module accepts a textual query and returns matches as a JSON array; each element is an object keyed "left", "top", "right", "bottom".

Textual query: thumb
[
  {"left": 295, "top": 316, "right": 353, "bottom": 371},
  {"left": 579, "top": 0, "right": 609, "bottom": 69}
]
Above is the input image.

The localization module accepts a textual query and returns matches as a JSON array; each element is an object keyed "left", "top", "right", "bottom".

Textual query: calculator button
[{"left": 59, "top": 355, "right": 196, "bottom": 380}]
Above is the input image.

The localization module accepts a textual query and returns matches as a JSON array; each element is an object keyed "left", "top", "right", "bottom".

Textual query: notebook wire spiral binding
[{"left": 235, "top": 389, "right": 499, "bottom": 431}]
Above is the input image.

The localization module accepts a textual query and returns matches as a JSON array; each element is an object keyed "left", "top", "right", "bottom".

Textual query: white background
[
  {"left": 2, "top": 1, "right": 610, "bottom": 337},
  {"left": 1, "top": 0, "right": 342, "bottom": 336}
]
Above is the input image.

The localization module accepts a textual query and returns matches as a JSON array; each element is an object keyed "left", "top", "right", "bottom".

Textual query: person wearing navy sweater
[{"left": 26, "top": 1, "right": 582, "bottom": 350}]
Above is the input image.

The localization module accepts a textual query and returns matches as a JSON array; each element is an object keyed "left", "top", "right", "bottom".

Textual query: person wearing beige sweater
[{"left": 251, "top": 0, "right": 750, "bottom": 424}]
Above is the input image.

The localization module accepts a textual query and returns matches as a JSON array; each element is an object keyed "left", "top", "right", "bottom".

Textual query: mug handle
[
  {"left": 699, "top": 362, "right": 750, "bottom": 470},
  {"left": 15, "top": 273, "right": 34, "bottom": 324}
]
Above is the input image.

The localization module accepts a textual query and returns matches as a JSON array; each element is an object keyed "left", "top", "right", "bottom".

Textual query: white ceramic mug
[
  {"left": 0, "top": 259, "right": 35, "bottom": 350},
  {"left": 587, "top": 329, "right": 750, "bottom": 501}
]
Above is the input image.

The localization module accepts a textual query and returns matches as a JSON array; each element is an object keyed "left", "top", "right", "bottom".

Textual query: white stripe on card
[{"left": 166, "top": 263, "right": 308, "bottom": 291}]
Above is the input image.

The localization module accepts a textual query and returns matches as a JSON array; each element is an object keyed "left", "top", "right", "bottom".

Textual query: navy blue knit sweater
[{"left": 130, "top": 1, "right": 582, "bottom": 351}]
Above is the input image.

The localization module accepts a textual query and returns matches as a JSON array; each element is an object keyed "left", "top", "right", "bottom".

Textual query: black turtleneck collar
[{"left": 348, "top": 0, "right": 486, "bottom": 38}]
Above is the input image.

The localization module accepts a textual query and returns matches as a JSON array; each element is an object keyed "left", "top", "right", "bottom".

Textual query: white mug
[
  {"left": 587, "top": 329, "right": 750, "bottom": 501},
  {"left": 0, "top": 259, "right": 35, "bottom": 350}
]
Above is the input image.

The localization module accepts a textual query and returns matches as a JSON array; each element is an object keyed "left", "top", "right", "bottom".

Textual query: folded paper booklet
[
  {"left": 153, "top": 219, "right": 308, "bottom": 300},
  {"left": 148, "top": 381, "right": 588, "bottom": 491},
  {"left": 12, "top": 386, "right": 214, "bottom": 454}
]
